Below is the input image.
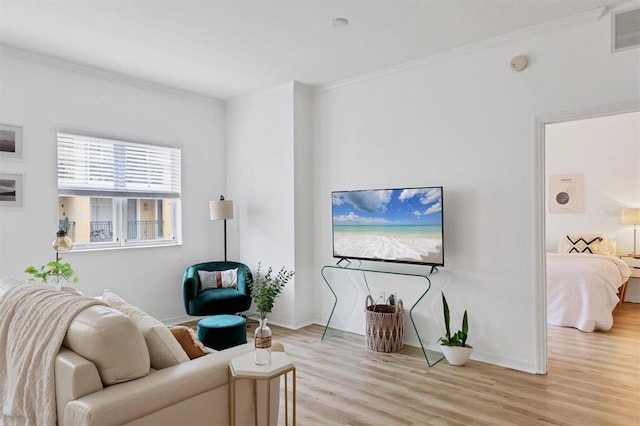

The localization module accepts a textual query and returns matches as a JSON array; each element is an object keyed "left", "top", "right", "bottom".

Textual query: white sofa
[{"left": 0, "top": 279, "right": 280, "bottom": 426}]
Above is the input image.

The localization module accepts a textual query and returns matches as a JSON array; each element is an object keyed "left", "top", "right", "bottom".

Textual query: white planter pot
[{"left": 440, "top": 344, "right": 473, "bottom": 366}]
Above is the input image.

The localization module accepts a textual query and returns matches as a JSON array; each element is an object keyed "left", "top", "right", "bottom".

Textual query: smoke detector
[{"left": 510, "top": 55, "right": 528, "bottom": 72}]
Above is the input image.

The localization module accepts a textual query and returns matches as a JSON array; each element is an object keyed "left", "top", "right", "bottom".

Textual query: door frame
[{"left": 533, "top": 100, "right": 640, "bottom": 374}]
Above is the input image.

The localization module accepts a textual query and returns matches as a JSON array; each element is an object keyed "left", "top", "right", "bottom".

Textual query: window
[{"left": 57, "top": 131, "right": 181, "bottom": 249}]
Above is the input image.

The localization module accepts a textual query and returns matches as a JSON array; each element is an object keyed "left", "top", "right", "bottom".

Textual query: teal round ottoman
[{"left": 197, "top": 315, "right": 247, "bottom": 351}]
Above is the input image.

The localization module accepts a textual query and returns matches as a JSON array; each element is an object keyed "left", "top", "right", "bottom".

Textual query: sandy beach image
[{"left": 333, "top": 225, "right": 442, "bottom": 264}]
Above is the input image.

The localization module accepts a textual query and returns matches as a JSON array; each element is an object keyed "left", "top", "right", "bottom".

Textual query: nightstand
[{"left": 620, "top": 256, "right": 640, "bottom": 303}]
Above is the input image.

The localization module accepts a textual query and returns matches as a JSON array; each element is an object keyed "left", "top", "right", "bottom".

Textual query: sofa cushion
[
  {"left": 102, "top": 293, "right": 189, "bottom": 369},
  {"left": 169, "top": 326, "right": 209, "bottom": 359},
  {"left": 62, "top": 305, "right": 150, "bottom": 385}
]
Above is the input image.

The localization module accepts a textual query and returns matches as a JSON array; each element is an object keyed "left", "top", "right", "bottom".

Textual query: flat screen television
[{"left": 332, "top": 186, "right": 444, "bottom": 267}]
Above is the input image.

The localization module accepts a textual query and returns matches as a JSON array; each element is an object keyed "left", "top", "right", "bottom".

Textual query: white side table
[{"left": 229, "top": 351, "right": 296, "bottom": 426}]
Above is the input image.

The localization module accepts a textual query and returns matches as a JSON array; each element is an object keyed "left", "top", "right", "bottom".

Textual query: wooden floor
[{"left": 253, "top": 303, "right": 640, "bottom": 426}]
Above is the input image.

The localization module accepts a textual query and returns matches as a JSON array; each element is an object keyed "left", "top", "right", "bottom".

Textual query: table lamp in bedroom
[{"left": 621, "top": 208, "right": 640, "bottom": 257}]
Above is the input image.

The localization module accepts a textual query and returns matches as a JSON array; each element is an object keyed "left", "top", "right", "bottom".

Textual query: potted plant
[
  {"left": 24, "top": 258, "right": 79, "bottom": 285},
  {"left": 438, "top": 291, "right": 472, "bottom": 366},
  {"left": 251, "top": 262, "right": 294, "bottom": 365}
]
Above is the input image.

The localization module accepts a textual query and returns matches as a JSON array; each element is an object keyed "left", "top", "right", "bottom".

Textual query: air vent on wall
[{"left": 612, "top": 7, "right": 640, "bottom": 52}]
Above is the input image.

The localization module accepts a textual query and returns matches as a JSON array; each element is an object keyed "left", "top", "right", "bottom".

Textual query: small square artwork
[
  {"left": 549, "top": 174, "right": 584, "bottom": 213},
  {"left": 0, "top": 174, "right": 23, "bottom": 207},
  {"left": 0, "top": 124, "right": 23, "bottom": 159}
]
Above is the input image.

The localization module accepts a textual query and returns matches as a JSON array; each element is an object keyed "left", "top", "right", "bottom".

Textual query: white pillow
[
  {"left": 0, "top": 277, "right": 24, "bottom": 300},
  {"left": 557, "top": 234, "right": 616, "bottom": 256},
  {"left": 600, "top": 235, "right": 617, "bottom": 256},
  {"left": 101, "top": 288, "right": 126, "bottom": 304},
  {"left": 198, "top": 268, "right": 238, "bottom": 290},
  {"left": 101, "top": 291, "right": 189, "bottom": 369}
]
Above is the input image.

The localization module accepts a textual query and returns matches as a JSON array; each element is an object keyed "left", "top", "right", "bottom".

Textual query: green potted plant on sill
[
  {"left": 251, "top": 262, "right": 294, "bottom": 365},
  {"left": 438, "top": 291, "right": 472, "bottom": 366}
]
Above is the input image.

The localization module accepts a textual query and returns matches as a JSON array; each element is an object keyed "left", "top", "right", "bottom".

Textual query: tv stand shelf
[{"left": 320, "top": 264, "right": 444, "bottom": 367}]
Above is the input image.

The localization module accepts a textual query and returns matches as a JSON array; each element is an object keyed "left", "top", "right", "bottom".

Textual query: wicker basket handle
[
  {"left": 365, "top": 294, "right": 375, "bottom": 310},
  {"left": 396, "top": 299, "right": 404, "bottom": 313}
]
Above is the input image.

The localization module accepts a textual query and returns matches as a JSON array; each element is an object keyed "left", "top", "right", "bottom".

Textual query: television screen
[{"left": 332, "top": 186, "right": 444, "bottom": 266}]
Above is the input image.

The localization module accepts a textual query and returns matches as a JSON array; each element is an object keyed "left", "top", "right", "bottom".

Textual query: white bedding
[{"left": 546, "top": 253, "right": 631, "bottom": 332}]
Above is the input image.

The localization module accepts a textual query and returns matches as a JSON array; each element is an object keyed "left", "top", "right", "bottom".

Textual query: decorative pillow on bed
[
  {"left": 558, "top": 234, "right": 616, "bottom": 255},
  {"left": 198, "top": 268, "right": 238, "bottom": 290},
  {"left": 599, "top": 235, "right": 616, "bottom": 256}
]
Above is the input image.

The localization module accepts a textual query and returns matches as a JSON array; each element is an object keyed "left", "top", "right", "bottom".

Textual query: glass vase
[{"left": 254, "top": 314, "right": 272, "bottom": 365}]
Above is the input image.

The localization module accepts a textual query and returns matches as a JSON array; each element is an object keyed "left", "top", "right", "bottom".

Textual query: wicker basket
[{"left": 365, "top": 295, "right": 404, "bottom": 353}]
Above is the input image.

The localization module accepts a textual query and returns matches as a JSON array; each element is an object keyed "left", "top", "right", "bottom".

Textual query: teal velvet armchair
[{"left": 182, "top": 261, "right": 253, "bottom": 316}]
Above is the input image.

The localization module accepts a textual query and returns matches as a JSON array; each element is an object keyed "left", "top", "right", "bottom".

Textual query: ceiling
[{"left": 0, "top": 0, "right": 633, "bottom": 100}]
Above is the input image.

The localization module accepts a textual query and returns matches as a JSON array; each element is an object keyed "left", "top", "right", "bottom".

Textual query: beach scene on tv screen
[{"left": 332, "top": 187, "right": 443, "bottom": 264}]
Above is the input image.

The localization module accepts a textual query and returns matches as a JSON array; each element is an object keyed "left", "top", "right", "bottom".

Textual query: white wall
[
  {"left": 225, "top": 83, "right": 295, "bottom": 326},
  {"left": 311, "top": 9, "right": 640, "bottom": 372},
  {"left": 545, "top": 112, "right": 640, "bottom": 251},
  {"left": 546, "top": 112, "right": 640, "bottom": 300},
  {"left": 0, "top": 50, "right": 227, "bottom": 323},
  {"left": 292, "top": 84, "right": 315, "bottom": 327},
  {"left": 225, "top": 82, "right": 315, "bottom": 328}
]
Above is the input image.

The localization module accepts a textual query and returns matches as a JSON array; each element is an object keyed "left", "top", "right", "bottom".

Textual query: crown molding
[
  {"left": 315, "top": 7, "right": 607, "bottom": 94},
  {"left": 0, "top": 44, "right": 222, "bottom": 104}
]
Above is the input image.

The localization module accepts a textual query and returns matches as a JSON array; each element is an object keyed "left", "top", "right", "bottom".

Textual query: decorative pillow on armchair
[{"left": 198, "top": 268, "right": 238, "bottom": 290}]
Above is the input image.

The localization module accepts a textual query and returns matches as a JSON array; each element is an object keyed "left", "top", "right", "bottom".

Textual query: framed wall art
[
  {"left": 0, "top": 173, "right": 24, "bottom": 207},
  {"left": 549, "top": 173, "right": 584, "bottom": 213},
  {"left": 0, "top": 123, "right": 23, "bottom": 159}
]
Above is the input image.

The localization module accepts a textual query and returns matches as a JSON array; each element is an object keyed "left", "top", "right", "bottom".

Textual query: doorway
[{"left": 537, "top": 106, "right": 640, "bottom": 373}]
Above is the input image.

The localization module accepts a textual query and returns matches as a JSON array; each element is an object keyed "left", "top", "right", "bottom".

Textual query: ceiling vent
[{"left": 612, "top": 7, "right": 640, "bottom": 52}]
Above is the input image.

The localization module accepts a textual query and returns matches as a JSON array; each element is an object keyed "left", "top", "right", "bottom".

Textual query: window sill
[{"left": 69, "top": 241, "right": 182, "bottom": 253}]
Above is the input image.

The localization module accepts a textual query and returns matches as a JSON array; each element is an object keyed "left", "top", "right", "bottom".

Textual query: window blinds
[{"left": 57, "top": 132, "right": 181, "bottom": 198}]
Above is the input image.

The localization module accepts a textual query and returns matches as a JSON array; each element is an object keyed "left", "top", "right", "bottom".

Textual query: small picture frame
[
  {"left": 0, "top": 173, "right": 24, "bottom": 207},
  {"left": 548, "top": 173, "right": 584, "bottom": 214},
  {"left": 0, "top": 123, "right": 23, "bottom": 159}
]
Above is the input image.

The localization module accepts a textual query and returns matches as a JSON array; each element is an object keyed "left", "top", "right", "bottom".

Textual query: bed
[{"left": 547, "top": 234, "right": 631, "bottom": 332}]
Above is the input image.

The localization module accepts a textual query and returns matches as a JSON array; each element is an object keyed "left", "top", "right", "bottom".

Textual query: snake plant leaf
[{"left": 442, "top": 291, "right": 451, "bottom": 341}]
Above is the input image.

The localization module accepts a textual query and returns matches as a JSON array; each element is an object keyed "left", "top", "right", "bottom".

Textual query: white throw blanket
[{"left": 0, "top": 282, "right": 102, "bottom": 426}]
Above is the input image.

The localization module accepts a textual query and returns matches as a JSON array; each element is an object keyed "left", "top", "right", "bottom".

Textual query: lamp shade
[
  {"left": 52, "top": 230, "right": 73, "bottom": 253},
  {"left": 210, "top": 199, "right": 234, "bottom": 221},
  {"left": 621, "top": 208, "right": 640, "bottom": 225}
]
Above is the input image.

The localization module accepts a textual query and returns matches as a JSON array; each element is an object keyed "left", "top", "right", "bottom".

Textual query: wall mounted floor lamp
[
  {"left": 210, "top": 195, "right": 234, "bottom": 261},
  {"left": 622, "top": 208, "right": 640, "bottom": 257}
]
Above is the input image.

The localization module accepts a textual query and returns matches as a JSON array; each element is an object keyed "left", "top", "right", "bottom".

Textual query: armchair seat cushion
[{"left": 189, "top": 288, "right": 251, "bottom": 315}]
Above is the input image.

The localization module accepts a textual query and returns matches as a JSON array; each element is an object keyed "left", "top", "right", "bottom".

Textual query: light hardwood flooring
[{"left": 244, "top": 303, "right": 640, "bottom": 425}]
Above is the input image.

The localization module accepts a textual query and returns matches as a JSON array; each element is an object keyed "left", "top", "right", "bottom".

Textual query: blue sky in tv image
[{"left": 332, "top": 187, "right": 444, "bottom": 265}]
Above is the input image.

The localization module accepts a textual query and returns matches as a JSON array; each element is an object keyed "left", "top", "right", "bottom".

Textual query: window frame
[{"left": 57, "top": 130, "right": 182, "bottom": 251}]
